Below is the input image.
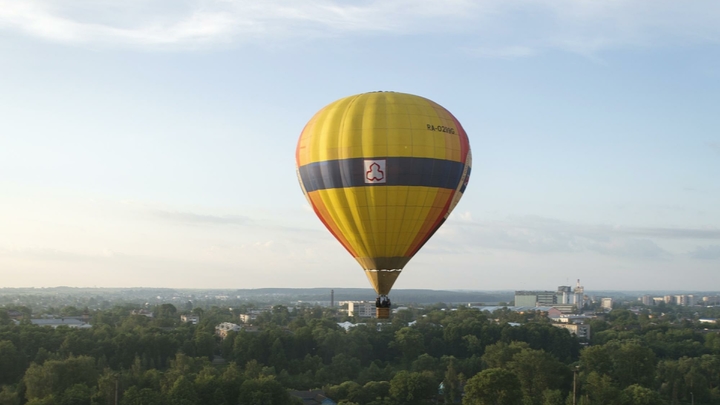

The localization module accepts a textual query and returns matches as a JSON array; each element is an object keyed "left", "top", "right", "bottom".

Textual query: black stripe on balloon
[
  {"left": 298, "top": 157, "right": 466, "bottom": 193},
  {"left": 459, "top": 167, "right": 471, "bottom": 194}
]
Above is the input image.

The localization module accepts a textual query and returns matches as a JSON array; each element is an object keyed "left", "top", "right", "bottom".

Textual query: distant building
[
  {"left": 573, "top": 280, "right": 585, "bottom": 307},
  {"left": 547, "top": 308, "right": 563, "bottom": 318},
  {"left": 553, "top": 323, "right": 591, "bottom": 340},
  {"left": 514, "top": 291, "right": 557, "bottom": 307},
  {"left": 239, "top": 314, "right": 257, "bottom": 323},
  {"left": 6, "top": 310, "right": 23, "bottom": 320},
  {"left": 641, "top": 295, "right": 653, "bottom": 306},
  {"left": 348, "top": 301, "right": 375, "bottom": 318},
  {"left": 550, "top": 314, "right": 594, "bottom": 324},
  {"left": 289, "top": 390, "right": 337, "bottom": 405},
  {"left": 703, "top": 296, "right": 720, "bottom": 305},
  {"left": 337, "top": 321, "right": 364, "bottom": 331},
  {"left": 131, "top": 309, "right": 154, "bottom": 318},
  {"left": 30, "top": 318, "right": 91, "bottom": 329},
  {"left": 601, "top": 298, "right": 613, "bottom": 310},
  {"left": 552, "top": 304, "right": 576, "bottom": 314},
  {"left": 470, "top": 305, "right": 556, "bottom": 314},
  {"left": 239, "top": 309, "right": 268, "bottom": 324},
  {"left": 557, "top": 286, "right": 572, "bottom": 304},
  {"left": 180, "top": 315, "right": 199, "bottom": 325},
  {"left": 515, "top": 282, "right": 586, "bottom": 308},
  {"left": 215, "top": 322, "right": 241, "bottom": 339}
]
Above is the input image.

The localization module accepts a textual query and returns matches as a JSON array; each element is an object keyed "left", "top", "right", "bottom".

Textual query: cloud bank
[
  {"left": 436, "top": 214, "right": 720, "bottom": 260},
  {"left": 1, "top": 0, "right": 719, "bottom": 54}
]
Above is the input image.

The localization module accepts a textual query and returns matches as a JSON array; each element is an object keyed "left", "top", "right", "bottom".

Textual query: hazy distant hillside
[
  {"left": 0, "top": 287, "right": 515, "bottom": 305},
  {"left": 232, "top": 288, "right": 515, "bottom": 305}
]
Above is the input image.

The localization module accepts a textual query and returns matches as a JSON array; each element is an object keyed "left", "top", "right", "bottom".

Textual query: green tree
[
  {"left": 193, "top": 332, "right": 215, "bottom": 360},
  {"left": 506, "top": 348, "right": 570, "bottom": 405},
  {"left": 540, "top": 389, "right": 563, "bottom": 405},
  {"left": 351, "top": 381, "right": 390, "bottom": 404},
  {"left": 442, "top": 360, "right": 462, "bottom": 404},
  {"left": 463, "top": 368, "right": 523, "bottom": 405},
  {"left": 619, "top": 384, "right": 664, "bottom": 405},
  {"left": 25, "top": 397, "right": 55, "bottom": 405},
  {"left": 580, "top": 341, "right": 656, "bottom": 389},
  {"left": 0, "top": 340, "right": 25, "bottom": 385},
  {"left": 481, "top": 342, "right": 529, "bottom": 369},
  {"left": 237, "top": 376, "right": 294, "bottom": 405},
  {"left": 121, "top": 386, "right": 165, "bottom": 405},
  {"left": 193, "top": 365, "right": 220, "bottom": 405},
  {"left": 582, "top": 372, "right": 620, "bottom": 405},
  {"left": 216, "top": 363, "right": 244, "bottom": 405},
  {"left": 411, "top": 354, "right": 440, "bottom": 374},
  {"left": 23, "top": 356, "right": 97, "bottom": 402},
  {"left": 58, "top": 384, "right": 91, "bottom": 405},
  {"left": 389, "top": 370, "right": 438, "bottom": 405},
  {"left": 325, "top": 381, "right": 362, "bottom": 403},
  {"left": 0, "top": 385, "right": 20, "bottom": 405},
  {"left": 391, "top": 327, "right": 426, "bottom": 366},
  {"left": 167, "top": 376, "right": 199, "bottom": 405}
]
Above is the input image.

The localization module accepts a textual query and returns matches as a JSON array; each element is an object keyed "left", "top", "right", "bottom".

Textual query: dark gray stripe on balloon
[{"left": 298, "top": 157, "right": 466, "bottom": 192}]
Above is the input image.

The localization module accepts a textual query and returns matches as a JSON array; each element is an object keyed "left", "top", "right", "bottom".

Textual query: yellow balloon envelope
[{"left": 296, "top": 92, "right": 471, "bottom": 296}]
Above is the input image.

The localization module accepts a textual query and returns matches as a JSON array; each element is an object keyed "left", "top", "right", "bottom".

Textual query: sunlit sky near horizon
[{"left": 1, "top": 0, "right": 719, "bottom": 292}]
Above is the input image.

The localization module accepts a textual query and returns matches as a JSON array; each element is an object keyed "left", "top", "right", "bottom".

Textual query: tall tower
[
  {"left": 330, "top": 290, "right": 334, "bottom": 308},
  {"left": 573, "top": 279, "right": 585, "bottom": 306}
]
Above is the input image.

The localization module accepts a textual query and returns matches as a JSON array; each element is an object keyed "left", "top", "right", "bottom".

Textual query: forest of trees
[{"left": 0, "top": 302, "right": 718, "bottom": 404}]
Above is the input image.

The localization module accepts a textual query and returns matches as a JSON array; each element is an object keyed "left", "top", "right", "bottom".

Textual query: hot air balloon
[{"left": 296, "top": 92, "right": 471, "bottom": 318}]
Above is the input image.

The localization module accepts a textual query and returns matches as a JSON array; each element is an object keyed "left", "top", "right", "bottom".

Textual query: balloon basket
[{"left": 376, "top": 307, "right": 390, "bottom": 319}]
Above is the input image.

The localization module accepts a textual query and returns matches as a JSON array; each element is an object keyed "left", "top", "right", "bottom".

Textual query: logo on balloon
[{"left": 364, "top": 160, "right": 386, "bottom": 183}]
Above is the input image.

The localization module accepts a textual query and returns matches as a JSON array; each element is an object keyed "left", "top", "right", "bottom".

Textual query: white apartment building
[
  {"left": 215, "top": 322, "right": 242, "bottom": 339},
  {"left": 348, "top": 301, "right": 376, "bottom": 318},
  {"left": 601, "top": 298, "right": 613, "bottom": 310}
]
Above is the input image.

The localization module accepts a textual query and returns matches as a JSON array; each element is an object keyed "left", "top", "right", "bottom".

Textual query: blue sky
[{"left": 1, "top": 0, "right": 719, "bottom": 291}]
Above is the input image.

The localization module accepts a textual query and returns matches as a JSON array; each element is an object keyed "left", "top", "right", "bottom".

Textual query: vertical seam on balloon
[
  {"left": 379, "top": 94, "right": 389, "bottom": 257},
  {"left": 402, "top": 99, "right": 437, "bottom": 257},
  {"left": 362, "top": 93, "right": 387, "bottom": 260},
  {"left": 390, "top": 98, "right": 414, "bottom": 264},
  {"left": 362, "top": 94, "right": 378, "bottom": 261},
  {"left": 338, "top": 95, "right": 370, "bottom": 261},
  {"left": 318, "top": 104, "right": 359, "bottom": 257},
  {"left": 404, "top": 98, "right": 438, "bottom": 257}
]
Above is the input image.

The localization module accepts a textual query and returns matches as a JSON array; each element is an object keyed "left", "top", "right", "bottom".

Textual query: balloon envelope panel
[{"left": 296, "top": 92, "right": 471, "bottom": 295}]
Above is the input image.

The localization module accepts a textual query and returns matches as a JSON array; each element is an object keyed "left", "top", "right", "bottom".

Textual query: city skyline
[{"left": 1, "top": 1, "right": 719, "bottom": 290}]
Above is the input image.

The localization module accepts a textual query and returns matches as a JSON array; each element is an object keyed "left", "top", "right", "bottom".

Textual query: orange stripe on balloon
[
  {"left": 451, "top": 114, "right": 470, "bottom": 165},
  {"left": 308, "top": 192, "right": 358, "bottom": 257}
]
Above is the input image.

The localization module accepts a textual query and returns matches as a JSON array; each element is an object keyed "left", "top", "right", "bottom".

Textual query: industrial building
[{"left": 515, "top": 281, "right": 586, "bottom": 308}]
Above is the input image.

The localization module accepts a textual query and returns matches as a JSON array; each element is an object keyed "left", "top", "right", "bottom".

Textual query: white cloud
[
  {"left": 458, "top": 211, "right": 473, "bottom": 221},
  {"left": 0, "top": 0, "right": 718, "bottom": 54},
  {"left": 150, "top": 209, "right": 250, "bottom": 226},
  {"left": 688, "top": 245, "right": 720, "bottom": 260},
  {"left": 428, "top": 215, "right": 720, "bottom": 259}
]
